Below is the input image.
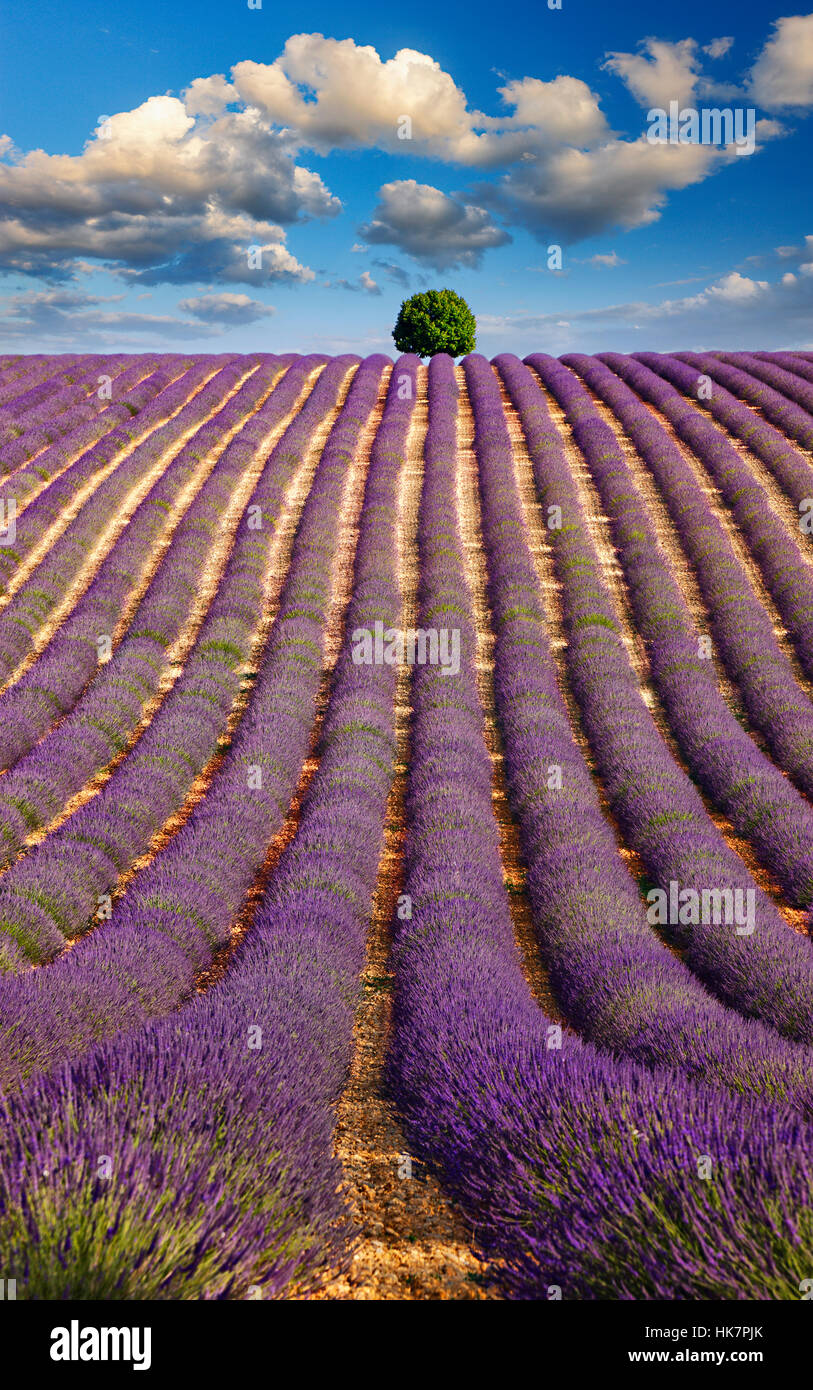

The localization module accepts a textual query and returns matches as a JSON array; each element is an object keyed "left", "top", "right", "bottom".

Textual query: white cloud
[
  {"left": 233, "top": 38, "right": 483, "bottom": 160},
  {"left": 233, "top": 37, "right": 610, "bottom": 168},
  {"left": 177, "top": 292, "right": 276, "bottom": 324},
  {"left": 359, "top": 180, "right": 510, "bottom": 268},
  {"left": 754, "top": 117, "right": 788, "bottom": 141},
  {"left": 478, "top": 137, "right": 723, "bottom": 243},
  {"left": 704, "top": 37, "right": 734, "bottom": 60},
  {"left": 705, "top": 271, "right": 768, "bottom": 300},
  {"left": 0, "top": 94, "right": 337, "bottom": 284},
  {"left": 0, "top": 24, "right": 807, "bottom": 307},
  {"left": 772, "top": 234, "right": 813, "bottom": 269},
  {"left": 490, "top": 75, "right": 609, "bottom": 148},
  {"left": 603, "top": 38, "right": 701, "bottom": 110},
  {"left": 750, "top": 15, "right": 813, "bottom": 109},
  {"left": 582, "top": 251, "right": 626, "bottom": 266},
  {"left": 331, "top": 270, "right": 383, "bottom": 295},
  {"left": 183, "top": 74, "right": 238, "bottom": 116}
]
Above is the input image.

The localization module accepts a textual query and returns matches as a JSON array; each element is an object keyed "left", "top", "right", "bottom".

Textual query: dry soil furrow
[{"left": 315, "top": 367, "right": 494, "bottom": 1302}]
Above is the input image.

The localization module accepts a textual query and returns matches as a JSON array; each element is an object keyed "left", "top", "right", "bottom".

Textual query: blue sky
[{"left": 1, "top": 0, "right": 812, "bottom": 354}]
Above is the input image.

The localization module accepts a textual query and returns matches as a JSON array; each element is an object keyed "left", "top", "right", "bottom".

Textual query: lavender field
[{"left": 0, "top": 349, "right": 812, "bottom": 1301}]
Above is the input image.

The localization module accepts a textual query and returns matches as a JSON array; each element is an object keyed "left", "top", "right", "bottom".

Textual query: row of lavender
[
  {"left": 0, "top": 358, "right": 191, "bottom": 523},
  {"left": 0, "top": 357, "right": 256, "bottom": 679},
  {"left": 0, "top": 356, "right": 295, "bottom": 864},
  {"left": 606, "top": 352, "right": 813, "bottom": 687},
  {"left": 0, "top": 355, "right": 366, "bottom": 1075},
  {"left": 514, "top": 353, "right": 813, "bottom": 1042},
  {"left": 0, "top": 354, "right": 417, "bottom": 1296},
  {"left": 0, "top": 355, "right": 348, "bottom": 973},
  {"left": 0, "top": 360, "right": 277, "bottom": 775},
  {"left": 470, "top": 352, "right": 813, "bottom": 1107},
  {"left": 0, "top": 352, "right": 811, "bottom": 1298},
  {"left": 537, "top": 354, "right": 813, "bottom": 909},
  {"left": 0, "top": 357, "right": 146, "bottom": 476},
  {"left": 387, "top": 354, "right": 813, "bottom": 1298},
  {"left": 0, "top": 359, "right": 215, "bottom": 597},
  {"left": 564, "top": 355, "right": 813, "bottom": 821}
]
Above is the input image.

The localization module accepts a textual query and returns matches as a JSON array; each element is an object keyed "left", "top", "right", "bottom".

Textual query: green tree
[{"left": 392, "top": 289, "right": 476, "bottom": 358}]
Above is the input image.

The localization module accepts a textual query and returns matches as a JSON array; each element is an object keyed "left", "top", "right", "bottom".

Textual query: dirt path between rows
[{"left": 314, "top": 366, "right": 495, "bottom": 1302}]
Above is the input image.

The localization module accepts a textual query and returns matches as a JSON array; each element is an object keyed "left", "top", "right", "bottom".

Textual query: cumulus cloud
[
  {"left": 603, "top": 38, "right": 701, "bottom": 110},
  {"left": 177, "top": 292, "right": 276, "bottom": 324},
  {"left": 233, "top": 36, "right": 610, "bottom": 167},
  {"left": 704, "top": 270, "right": 768, "bottom": 300},
  {"left": 750, "top": 15, "right": 813, "bottom": 109},
  {"left": 488, "top": 75, "right": 610, "bottom": 150},
  {"left": 359, "top": 180, "right": 510, "bottom": 268},
  {"left": 0, "top": 23, "right": 807, "bottom": 314},
  {"left": 183, "top": 74, "right": 238, "bottom": 116},
  {"left": 0, "top": 94, "right": 337, "bottom": 284},
  {"left": 704, "top": 37, "right": 734, "bottom": 60},
  {"left": 477, "top": 137, "right": 723, "bottom": 244},
  {"left": 233, "top": 38, "right": 481, "bottom": 158}
]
